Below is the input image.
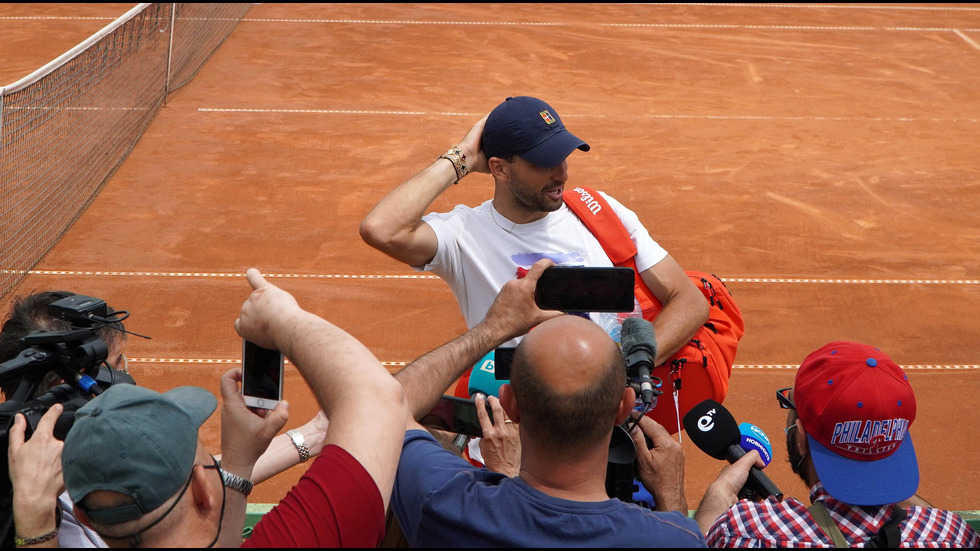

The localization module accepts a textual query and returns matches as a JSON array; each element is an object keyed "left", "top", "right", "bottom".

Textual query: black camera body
[{"left": 0, "top": 294, "right": 136, "bottom": 546}]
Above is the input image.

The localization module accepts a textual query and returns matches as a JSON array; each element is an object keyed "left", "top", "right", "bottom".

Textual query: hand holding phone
[
  {"left": 534, "top": 266, "right": 635, "bottom": 313},
  {"left": 241, "top": 340, "right": 284, "bottom": 410}
]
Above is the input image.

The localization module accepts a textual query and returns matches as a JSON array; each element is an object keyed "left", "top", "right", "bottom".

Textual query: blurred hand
[
  {"left": 235, "top": 268, "right": 300, "bottom": 351},
  {"left": 630, "top": 413, "right": 687, "bottom": 513},
  {"left": 457, "top": 114, "right": 490, "bottom": 175},
  {"left": 481, "top": 259, "right": 564, "bottom": 341},
  {"left": 219, "top": 367, "right": 289, "bottom": 476},
  {"left": 8, "top": 405, "right": 65, "bottom": 540},
  {"left": 475, "top": 394, "right": 520, "bottom": 477}
]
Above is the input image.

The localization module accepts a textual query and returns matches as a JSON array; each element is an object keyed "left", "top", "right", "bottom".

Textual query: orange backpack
[{"left": 563, "top": 187, "right": 745, "bottom": 435}]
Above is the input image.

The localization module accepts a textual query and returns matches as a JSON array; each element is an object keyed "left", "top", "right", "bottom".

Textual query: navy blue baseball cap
[{"left": 482, "top": 96, "right": 590, "bottom": 168}]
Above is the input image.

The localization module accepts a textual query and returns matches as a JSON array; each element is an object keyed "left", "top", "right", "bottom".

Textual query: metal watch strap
[
  {"left": 220, "top": 469, "right": 253, "bottom": 496},
  {"left": 286, "top": 429, "right": 310, "bottom": 462}
]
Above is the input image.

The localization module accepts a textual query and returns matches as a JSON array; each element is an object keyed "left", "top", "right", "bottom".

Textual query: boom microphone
[
  {"left": 682, "top": 399, "right": 783, "bottom": 501},
  {"left": 739, "top": 422, "right": 772, "bottom": 468},
  {"left": 620, "top": 317, "right": 659, "bottom": 408}
]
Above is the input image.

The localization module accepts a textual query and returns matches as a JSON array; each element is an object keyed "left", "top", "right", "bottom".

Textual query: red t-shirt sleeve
[{"left": 242, "top": 445, "right": 385, "bottom": 548}]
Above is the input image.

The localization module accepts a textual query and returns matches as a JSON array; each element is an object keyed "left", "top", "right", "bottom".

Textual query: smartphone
[
  {"left": 241, "top": 340, "right": 284, "bottom": 410},
  {"left": 493, "top": 346, "right": 516, "bottom": 381},
  {"left": 534, "top": 266, "right": 635, "bottom": 313},
  {"left": 422, "top": 395, "right": 494, "bottom": 438}
]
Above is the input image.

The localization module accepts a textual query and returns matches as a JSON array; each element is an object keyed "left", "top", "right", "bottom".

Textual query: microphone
[
  {"left": 682, "top": 399, "right": 783, "bottom": 501},
  {"left": 467, "top": 350, "right": 506, "bottom": 398},
  {"left": 739, "top": 422, "right": 772, "bottom": 468},
  {"left": 620, "top": 317, "right": 660, "bottom": 408}
]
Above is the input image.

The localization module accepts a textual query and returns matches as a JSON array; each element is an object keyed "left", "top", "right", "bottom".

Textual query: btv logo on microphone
[
  {"left": 477, "top": 358, "right": 494, "bottom": 374},
  {"left": 697, "top": 409, "right": 717, "bottom": 432}
]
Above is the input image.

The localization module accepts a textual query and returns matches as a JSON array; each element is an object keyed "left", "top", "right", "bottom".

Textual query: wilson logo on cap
[{"left": 539, "top": 110, "right": 556, "bottom": 124}]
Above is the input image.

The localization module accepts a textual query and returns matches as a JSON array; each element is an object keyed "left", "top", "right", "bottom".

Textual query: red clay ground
[{"left": 2, "top": 3, "right": 979, "bottom": 511}]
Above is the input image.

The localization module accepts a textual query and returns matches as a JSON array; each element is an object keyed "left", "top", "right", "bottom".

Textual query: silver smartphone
[{"left": 241, "top": 340, "right": 284, "bottom": 410}]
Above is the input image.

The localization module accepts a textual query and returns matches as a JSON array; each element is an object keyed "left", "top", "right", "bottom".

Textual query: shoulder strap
[
  {"left": 865, "top": 506, "right": 907, "bottom": 548},
  {"left": 808, "top": 501, "right": 848, "bottom": 548},
  {"left": 562, "top": 187, "right": 662, "bottom": 318}
]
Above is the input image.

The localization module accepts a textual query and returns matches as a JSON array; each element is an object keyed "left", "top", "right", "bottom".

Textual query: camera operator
[{"left": 1, "top": 291, "right": 128, "bottom": 548}]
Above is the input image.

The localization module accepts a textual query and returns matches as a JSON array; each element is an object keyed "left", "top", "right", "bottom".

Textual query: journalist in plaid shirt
[{"left": 698, "top": 341, "right": 979, "bottom": 547}]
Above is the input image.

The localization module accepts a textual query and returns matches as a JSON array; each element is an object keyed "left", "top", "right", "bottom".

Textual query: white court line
[
  {"left": 234, "top": 18, "right": 980, "bottom": 32},
  {"left": 637, "top": 3, "right": 980, "bottom": 10},
  {"left": 197, "top": 108, "right": 980, "bottom": 124},
  {"left": 954, "top": 29, "right": 980, "bottom": 51},
  {"left": 126, "top": 358, "right": 980, "bottom": 370},
  {"left": 4, "top": 270, "right": 980, "bottom": 285}
]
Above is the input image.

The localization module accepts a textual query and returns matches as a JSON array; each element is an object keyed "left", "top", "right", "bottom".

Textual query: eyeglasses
[{"left": 776, "top": 387, "right": 796, "bottom": 410}]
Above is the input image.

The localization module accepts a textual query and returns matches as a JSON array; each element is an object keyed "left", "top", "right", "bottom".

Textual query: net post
[{"left": 165, "top": 3, "right": 177, "bottom": 104}]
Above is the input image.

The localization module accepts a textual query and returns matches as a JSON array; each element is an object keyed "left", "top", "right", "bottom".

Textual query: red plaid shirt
[{"left": 706, "top": 482, "right": 979, "bottom": 548}]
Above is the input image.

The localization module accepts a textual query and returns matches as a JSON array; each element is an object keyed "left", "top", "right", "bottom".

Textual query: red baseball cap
[{"left": 794, "top": 341, "right": 918, "bottom": 506}]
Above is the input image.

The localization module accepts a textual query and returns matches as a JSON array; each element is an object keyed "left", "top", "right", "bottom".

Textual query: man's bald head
[{"left": 510, "top": 316, "right": 626, "bottom": 451}]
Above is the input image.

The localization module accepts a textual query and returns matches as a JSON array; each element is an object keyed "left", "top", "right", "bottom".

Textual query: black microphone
[
  {"left": 620, "top": 317, "right": 659, "bottom": 408},
  {"left": 682, "top": 399, "right": 783, "bottom": 501}
]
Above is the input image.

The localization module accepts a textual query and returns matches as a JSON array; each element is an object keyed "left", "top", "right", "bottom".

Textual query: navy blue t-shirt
[{"left": 391, "top": 429, "right": 706, "bottom": 547}]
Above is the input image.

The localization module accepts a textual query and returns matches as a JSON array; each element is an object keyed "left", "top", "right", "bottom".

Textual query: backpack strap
[
  {"left": 562, "top": 187, "right": 662, "bottom": 319},
  {"left": 808, "top": 501, "right": 848, "bottom": 548},
  {"left": 865, "top": 505, "right": 907, "bottom": 548}
]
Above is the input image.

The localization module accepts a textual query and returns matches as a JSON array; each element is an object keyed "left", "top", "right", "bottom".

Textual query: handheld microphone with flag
[
  {"left": 682, "top": 399, "right": 783, "bottom": 501},
  {"left": 620, "top": 317, "right": 662, "bottom": 409}
]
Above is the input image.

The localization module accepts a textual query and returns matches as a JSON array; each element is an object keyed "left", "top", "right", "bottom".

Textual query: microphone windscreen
[
  {"left": 468, "top": 350, "right": 507, "bottom": 398},
  {"left": 738, "top": 422, "right": 773, "bottom": 467},
  {"left": 682, "top": 399, "right": 740, "bottom": 460},
  {"left": 620, "top": 317, "right": 656, "bottom": 355}
]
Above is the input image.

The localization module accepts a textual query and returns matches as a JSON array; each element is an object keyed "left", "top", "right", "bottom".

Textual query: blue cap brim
[
  {"left": 807, "top": 433, "right": 918, "bottom": 506},
  {"left": 518, "top": 130, "right": 590, "bottom": 168}
]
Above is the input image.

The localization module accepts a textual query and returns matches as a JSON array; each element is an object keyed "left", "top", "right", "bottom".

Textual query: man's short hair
[{"left": 0, "top": 290, "right": 127, "bottom": 398}]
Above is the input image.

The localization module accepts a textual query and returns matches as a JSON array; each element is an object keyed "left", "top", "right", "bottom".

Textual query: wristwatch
[
  {"left": 219, "top": 468, "right": 254, "bottom": 496},
  {"left": 286, "top": 429, "right": 311, "bottom": 463}
]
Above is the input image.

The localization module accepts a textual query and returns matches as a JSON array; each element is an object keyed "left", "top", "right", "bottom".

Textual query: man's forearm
[
  {"left": 359, "top": 160, "right": 457, "bottom": 266},
  {"left": 651, "top": 287, "right": 709, "bottom": 364},
  {"left": 396, "top": 322, "right": 501, "bottom": 420}
]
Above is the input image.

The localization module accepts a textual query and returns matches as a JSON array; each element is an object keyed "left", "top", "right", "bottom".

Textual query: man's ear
[
  {"left": 487, "top": 157, "right": 510, "bottom": 180},
  {"left": 614, "top": 387, "right": 636, "bottom": 425},
  {"left": 499, "top": 383, "right": 519, "bottom": 423},
  {"left": 795, "top": 418, "right": 809, "bottom": 456},
  {"left": 190, "top": 465, "right": 217, "bottom": 513}
]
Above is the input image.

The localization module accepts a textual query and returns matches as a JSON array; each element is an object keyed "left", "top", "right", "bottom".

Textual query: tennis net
[{"left": 0, "top": 3, "right": 251, "bottom": 299}]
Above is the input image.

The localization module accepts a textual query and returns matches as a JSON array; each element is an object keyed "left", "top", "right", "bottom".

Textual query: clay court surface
[{"left": 2, "top": 3, "right": 979, "bottom": 511}]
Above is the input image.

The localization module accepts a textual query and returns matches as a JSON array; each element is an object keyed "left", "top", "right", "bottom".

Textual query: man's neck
[
  {"left": 491, "top": 196, "right": 550, "bottom": 225},
  {"left": 517, "top": 443, "right": 612, "bottom": 502}
]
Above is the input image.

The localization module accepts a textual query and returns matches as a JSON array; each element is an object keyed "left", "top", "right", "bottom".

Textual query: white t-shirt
[{"left": 419, "top": 191, "right": 667, "bottom": 346}]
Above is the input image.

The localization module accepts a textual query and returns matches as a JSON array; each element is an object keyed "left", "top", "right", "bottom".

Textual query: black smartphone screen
[
  {"left": 242, "top": 340, "right": 283, "bottom": 400},
  {"left": 493, "top": 346, "right": 516, "bottom": 380},
  {"left": 534, "top": 266, "right": 635, "bottom": 313}
]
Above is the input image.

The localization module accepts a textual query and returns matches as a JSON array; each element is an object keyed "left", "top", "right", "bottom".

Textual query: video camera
[{"left": 0, "top": 294, "right": 137, "bottom": 546}]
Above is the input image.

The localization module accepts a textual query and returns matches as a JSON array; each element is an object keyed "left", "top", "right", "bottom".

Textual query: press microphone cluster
[
  {"left": 620, "top": 317, "right": 662, "bottom": 409},
  {"left": 682, "top": 399, "right": 783, "bottom": 501}
]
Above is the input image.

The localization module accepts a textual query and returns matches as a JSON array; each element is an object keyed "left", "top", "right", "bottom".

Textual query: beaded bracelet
[
  {"left": 15, "top": 529, "right": 57, "bottom": 547},
  {"left": 437, "top": 146, "right": 469, "bottom": 184}
]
